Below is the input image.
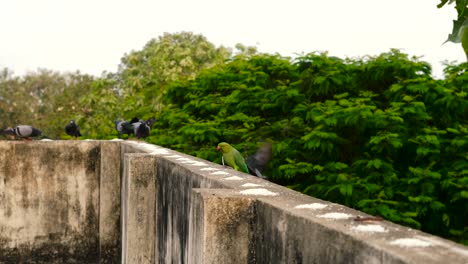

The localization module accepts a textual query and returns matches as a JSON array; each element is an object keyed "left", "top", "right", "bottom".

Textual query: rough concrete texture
[
  {"left": 188, "top": 189, "right": 255, "bottom": 264},
  {"left": 155, "top": 155, "right": 228, "bottom": 263},
  {"left": 121, "top": 153, "right": 157, "bottom": 264},
  {"left": 1, "top": 140, "right": 468, "bottom": 264},
  {"left": 121, "top": 141, "right": 468, "bottom": 264},
  {"left": 99, "top": 141, "right": 122, "bottom": 263},
  {"left": 0, "top": 141, "right": 101, "bottom": 263},
  {"left": 253, "top": 199, "right": 404, "bottom": 264}
]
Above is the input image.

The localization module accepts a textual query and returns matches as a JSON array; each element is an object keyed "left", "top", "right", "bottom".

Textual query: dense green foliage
[
  {"left": 151, "top": 51, "right": 468, "bottom": 245},
  {"left": 116, "top": 31, "right": 231, "bottom": 117},
  {"left": 0, "top": 33, "right": 466, "bottom": 245},
  {"left": 0, "top": 68, "right": 95, "bottom": 138}
]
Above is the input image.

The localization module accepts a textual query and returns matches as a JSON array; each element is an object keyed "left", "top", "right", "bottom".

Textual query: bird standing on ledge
[
  {"left": 115, "top": 117, "right": 139, "bottom": 139},
  {"left": 1, "top": 125, "right": 42, "bottom": 140},
  {"left": 216, "top": 142, "right": 249, "bottom": 173},
  {"left": 217, "top": 142, "right": 272, "bottom": 179},
  {"left": 65, "top": 120, "right": 82, "bottom": 139},
  {"left": 133, "top": 117, "right": 156, "bottom": 140}
]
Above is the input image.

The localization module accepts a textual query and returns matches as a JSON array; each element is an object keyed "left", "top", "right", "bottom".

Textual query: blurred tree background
[{"left": 0, "top": 31, "right": 466, "bottom": 245}]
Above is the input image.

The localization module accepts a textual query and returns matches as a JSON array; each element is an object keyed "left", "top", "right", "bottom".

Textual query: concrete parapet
[
  {"left": 99, "top": 141, "right": 122, "bottom": 263},
  {"left": 0, "top": 141, "right": 101, "bottom": 263},
  {"left": 123, "top": 141, "right": 468, "bottom": 264},
  {"left": 1, "top": 140, "right": 467, "bottom": 263},
  {"left": 121, "top": 153, "right": 157, "bottom": 264},
  {"left": 188, "top": 189, "right": 255, "bottom": 264}
]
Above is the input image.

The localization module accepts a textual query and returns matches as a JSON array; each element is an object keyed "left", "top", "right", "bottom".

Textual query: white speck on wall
[
  {"left": 176, "top": 158, "right": 193, "bottom": 161},
  {"left": 179, "top": 161, "right": 195, "bottom": 164},
  {"left": 318, "top": 212, "right": 352, "bottom": 220},
  {"left": 240, "top": 188, "right": 278, "bottom": 196},
  {"left": 390, "top": 238, "right": 432, "bottom": 247},
  {"left": 200, "top": 168, "right": 218, "bottom": 171},
  {"left": 210, "top": 171, "right": 230, "bottom": 175},
  {"left": 225, "top": 176, "right": 243, "bottom": 181},
  {"left": 449, "top": 247, "right": 468, "bottom": 258},
  {"left": 137, "top": 143, "right": 162, "bottom": 152},
  {"left": 150, "top": 149, "right": 169, "bottom": 155},
  {"left": 295, "top": 203, "right": 328, "bottom": 210},
  {"left": 188, "top": 161, "right": 207, "bottom": 166},
  {"left": 352, "top": 224, "right": 387, "bottom": 233},
  {"left": 413, "top": 235, "right": 467, "bottom": 257},
  {"left": 241, "top": 183, "right": 262, "bottom": 187},
  {"left": 167, "top": 155, "right": 182, "bottom": 158},
  {"left": 110, "top": 138, "right": 123, "bottom": 141},
  {"left": 40, "top": 139, "right": 54, "bottom": 141}
]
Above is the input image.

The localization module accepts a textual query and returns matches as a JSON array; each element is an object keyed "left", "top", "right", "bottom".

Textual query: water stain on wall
[{"left": 0, "top": 142, "right": 100, "bottom": 263}]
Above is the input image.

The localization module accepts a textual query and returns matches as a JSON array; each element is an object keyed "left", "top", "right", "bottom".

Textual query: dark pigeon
[
  {"left": 1, "top": 125, "right": 42, "bottom": 140},
  {"left": 115, "top": 117, "right": 139, "bottom": 138},
  {"left": 133, "top": 117, "right": 156, "bottom": 140},
  {"left": 65, "top": 120, "right": 81, "bottom": 138},
  {"left": 245, "top": 142, "right": 272, "bottom": 179}
]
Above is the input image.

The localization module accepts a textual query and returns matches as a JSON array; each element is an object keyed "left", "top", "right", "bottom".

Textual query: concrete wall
[
  {"left": 0, "top": 141, "right": 122, "bottom": 263},
  {"left": 1, "top": 140, "right": 468, "bottom": 263},
  {"left": 121, "top": 141, "right": 468, "bottom": 264}
]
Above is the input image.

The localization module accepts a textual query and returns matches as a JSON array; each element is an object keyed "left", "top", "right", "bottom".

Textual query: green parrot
[
  {"left": 216, "top": 142, "right": 249, "bottom": 173},
  {"left": 216, "top": 141, "right": 272, "bottom": 179}
]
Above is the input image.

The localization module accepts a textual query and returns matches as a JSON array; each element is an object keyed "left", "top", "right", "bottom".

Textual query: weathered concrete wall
[
  {"left": 155, "top": 155, "right": 227, "bottom": 263},
  {"left": 188, "top": 189, "right": 255, "bottom": 264},
  {"left": 0, "top": 141, "right": 101, "bottom": 263},
  {"left": 99, "top": 141, "right": 122, "bottom": 263},
  {"left": 120, "top": 141, "right": 468, "bottom": 264},
  {"left": 0, "top": 141, "right": 122, "bottom": 263},
  {"left": 1, "top": 140, "right": 468, "bottom": 263},
  {"left": 121, "top": 153, "right": 157, "bottom": 263}
]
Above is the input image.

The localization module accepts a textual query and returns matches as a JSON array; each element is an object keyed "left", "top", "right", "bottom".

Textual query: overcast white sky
[{"left": 0, "top": 0, "right": 465, "bottom": 78}]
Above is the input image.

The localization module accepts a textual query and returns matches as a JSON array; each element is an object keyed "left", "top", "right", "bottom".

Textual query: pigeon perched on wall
[
  {"left": 65, "top": 120, "right": 82, "bottom": 139},
  {"left": 115, "top": 117, "right": 139, "bottom": 138},
  {"left": 217, "top": 141, "right": 272, "bottom": 179},
  {"left": 1, "top": 125, "right": 42, "bottom": 140},
  {"left": 245, "top": 142, "right": 272, "bottom": 179},
  {"left": 133, "top": 117, "right": 156, "bottom": 140}
]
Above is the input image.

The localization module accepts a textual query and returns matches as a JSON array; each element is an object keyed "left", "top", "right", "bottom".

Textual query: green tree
[
  {"left": 49, "top": 72, "right": 96, "bottom": 138},
  {"left": 0, "top": 68, "right": 97, "bottom": 139},
  {"left": 76, "top": 75, "right": 120, "bottom": 139},
  {"left": 0, "top": 69, "right": 66, "bottom": 137},
  {"left": 150, "top": 50, "right": 468, "bottom": 245},
  {"left": 116, "top": 31, "right": 231, "bottom": 118},
  {"left": 0, "top": 68, "right": 20, "bottom": 127}
]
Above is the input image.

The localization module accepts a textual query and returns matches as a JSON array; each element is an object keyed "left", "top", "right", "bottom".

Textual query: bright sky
[{"left": 0, "top": 0, "right": 465, "bottom": 79}]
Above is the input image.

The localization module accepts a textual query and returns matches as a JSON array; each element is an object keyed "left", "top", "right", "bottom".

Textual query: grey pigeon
[
  {"left": 1, "top": 125, "right": 42, "bottom": 140},
  {"left": 245, "top": 142, "right": 272, "bottom": 179},
  {"left": 115, "top": 117, "right": 139, "bottom": 138},
  {"left": 65, "top": 120, "right": 81, "bottom": 138},
  {"left": 133, "top": 117, "right": 156, "bottom": 140}
]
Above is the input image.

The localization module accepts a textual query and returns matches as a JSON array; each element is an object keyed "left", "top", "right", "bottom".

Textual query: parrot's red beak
[{"left": 216, "top": 146, "right": 221, "bottom": 152}]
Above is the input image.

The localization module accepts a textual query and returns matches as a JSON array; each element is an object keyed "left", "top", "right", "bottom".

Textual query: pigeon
[
  {"left": 245, "top": 142, "right": 272, "bottom": 179},
  {"left": 65, "top": 120, "right": 82, "bottom": 139},
  {"left": 133, "top": 117, "right": 156, "bottom": 140},
  {"left": 1, "top": 125, "right": 42, "bottom": 140},
  {"left": 115, "top": 117, "right": 139, "bottom": 138}
]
